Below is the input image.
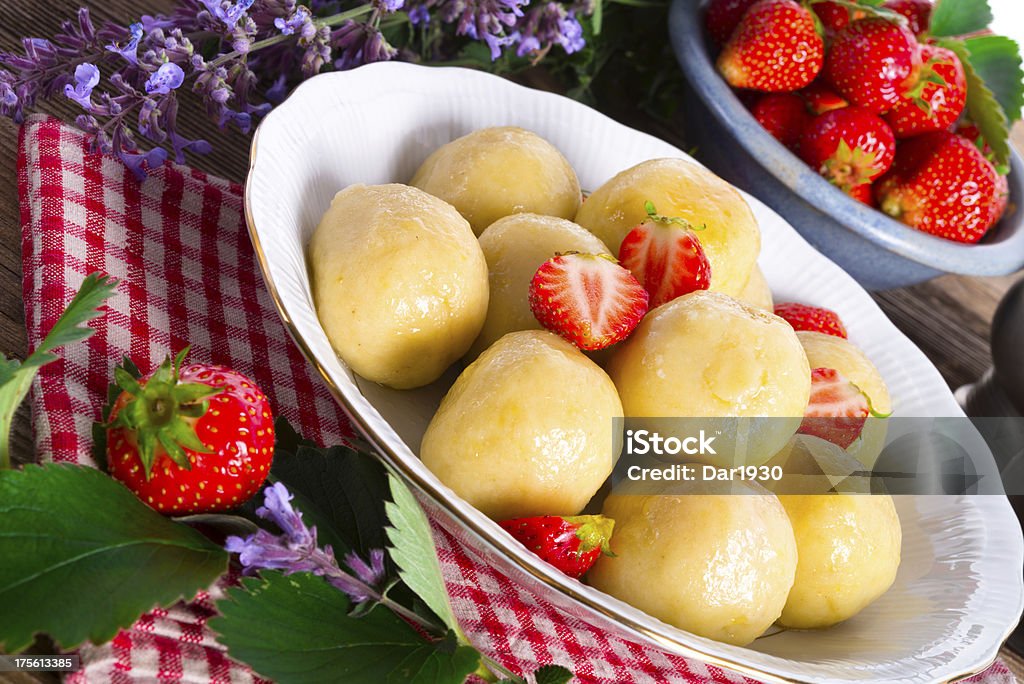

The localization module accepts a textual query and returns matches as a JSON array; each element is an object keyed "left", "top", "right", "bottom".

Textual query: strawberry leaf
[
  {"left": 939, "top": 37, "right": 1012, "bottom": 167},
  {"left": 0, "top": 273, "right": 117, "bottom": 469},
  {"left": 962, "top": 35, "right": 1024, "bottom": 123},
  {"left": 928, "top": 0, "right": 993, "bottom": 38},
  {"left": 211, "top": 571, "right": 480, "bottom": 684},
  {"left": 0, "top": 463, "right": 227, "bottom": 652},
  {"left": 385, "top": 473, "right": 465, "bottom": 642},
  {"left": 534, "top": 665, "right": 575, "bottom": 684}
]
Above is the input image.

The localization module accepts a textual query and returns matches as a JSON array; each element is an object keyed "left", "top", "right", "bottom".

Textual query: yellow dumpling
[
  {"left": 421, "top": 330, "right": 622, "bottom": 520},
  {"left": 469, "top": 214, "right": 609, "bottom": 359},
  {"left": 309, "top": 183, "right": 488, "bottom": 389},
  {"left": 575, "top": 158, "right": 760, "bottom": 296},
  {"left": 608, "top": 291, "right": 810, "bottom": 466},
  {"left": 798, "top": 331, "right": 892, "bottom": 468},
  {"left": 777, "top": 494, "right": 901, "bottom": 629},
  {"left": 736, "top": 265, "right": 773, "bottom": 311},
  {"left": 411, "top": 127, "right": 581, "bottom": 235},
  {"left": 589, "top": 482, "right": 798, "bottom": 646}
]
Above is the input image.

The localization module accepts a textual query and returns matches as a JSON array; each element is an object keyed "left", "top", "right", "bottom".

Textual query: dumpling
[
  {"left": 411, "top": 127, "right": 581, "bottom": 235},
  {"left": 309, "top": 183, "right": 488, "bottom": 389}
]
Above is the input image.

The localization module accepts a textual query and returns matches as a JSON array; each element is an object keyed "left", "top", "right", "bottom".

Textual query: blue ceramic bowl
[{"left": 668, "top": 0, "right": 1024, "bottom": 290}]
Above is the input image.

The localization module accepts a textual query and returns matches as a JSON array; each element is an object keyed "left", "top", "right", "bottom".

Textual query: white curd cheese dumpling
[
  {"left": 608, "top": 291, "right": 811, "bottom": 465},
  {"left": 469, "top": 213, "right": 610, "bottom": 359},
  {"left": 736, "top": 265, "right": 773, "bottom": 311},
  {"left": 777, "top": 494, "right": 902, "bottom": 629},
  {"left": 798, "top": 331, "right": 892, "bottom": 468},
  {"left": 410, "top": 127, "right": 582, "bottom": 235},
  {"left": 589, "top": 482, "right": 798, "bottom": 646},
  {"left": 575, "top": 158, "right": 760, "bottom": 296},
  {"left": 421, "top": 330, "right": 622, "bottom": 520},
  {"left": 309, "top": 183, "right": 488, "bottom": 389}
]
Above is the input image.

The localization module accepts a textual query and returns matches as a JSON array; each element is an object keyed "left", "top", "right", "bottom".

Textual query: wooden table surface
[{"left": 1, "top": 0, "right": 1023, "bottom": 679}]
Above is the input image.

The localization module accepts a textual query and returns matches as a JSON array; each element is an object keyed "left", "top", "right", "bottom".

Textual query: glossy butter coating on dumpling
[
  {"left": 411, "top": 127, "right": 581, "bottom": 235},
  {"left": 421, "top": 330, "right": 622, "bottom": 520},
  {"left": 589, "top": 482, "right": 798, "bottom": 646},
  {"left": 575, "top": 158, "right": 760, "bottom": 297},
  {"left": 469, "top": 213, "right": 610, "bottom": 359},
  {"left": 309, "top": 183, "right": 488, "bottom": 389},
  {"left": 608, "top": 291, "right": 810, "bottom": 465}
]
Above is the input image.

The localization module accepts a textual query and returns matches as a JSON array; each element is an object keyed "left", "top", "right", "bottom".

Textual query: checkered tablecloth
[{"left": 17, "top": 114, "right": 1014, "bottom": 684}]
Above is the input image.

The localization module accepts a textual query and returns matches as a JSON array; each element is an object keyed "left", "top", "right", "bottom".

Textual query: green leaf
[
  {"left": 0, "top": 464, "right": 228, "bottom": 652},
  {"left": 963, "top": 35, "right": 1024, "bottom": 122},
  {"left": 534, "top": 665, "right": 575, "bottom": 684},
  {"left": 92, "top": 356, "right": 142, "bottom": 471},
  {"left": 211, "top": 571, "right": 480, "bottom": 684},
  {"left": 385, "top": 474, "right": 463, "bottom": 640},
  {"left": 591, "top": 0, "right": 603, "bottom": 36},
  {"left": 940, "top": 38, "right": 1012, "bottom": 167},
  {"left": 929, "top": 0, "right": 993, "bottom": 37},
  {"left": 1, "top": 273, "right": 117, "bottom": 469}
]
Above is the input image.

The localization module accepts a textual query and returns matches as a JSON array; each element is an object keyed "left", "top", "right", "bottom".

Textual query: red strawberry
[
  {"left": 618, "top": 202, "right": 712, "bottom": 308},
  {"left": 956, "top": 122, "right": 994, "bottom": 158},
  {"left": 774, "top": 302, "right": 848, "bottom": 338},
  {"left": 499, "top": 515, "right": 615, "bottom": 579},
  {"left": 798, "top": 368, "right": 871, "bottom": 449},
  {"left": 799, "top": 107, "right": 896, "bottom": 195},
  {"left": 529, "top": 252, "right": 649, "bottom": 350},
  {"left": 876, "top": 130, "right": 1008, "bottom": 243},
  {"left": 813, "top": 1, "right": 864, "bottom": 33},
  {"left": 849, "top": 181, "right": 875, "bottom": 206},
  {"left": 800, "top": 82, "right": 849, "bottom": 115},
  {"left": 751, "top": 92, "right": 813, "bottom": 150},
  {"left": 107, "top": 351, "right": 274, "bottom": 514},
  {"left": 882, "top": 0, "right": 932, "bottom": 35},
  {"left": 705, "top": 0, "right": 759, "bottom": 44},
  {"left": 717, "top": 0, "right": 824, "bottom": 93},
  {"left": 884, "top": 45, "right": 966, "bottom": 138},
  {"left": 824, "top": 18, "right": 921, "bottom": 114}
]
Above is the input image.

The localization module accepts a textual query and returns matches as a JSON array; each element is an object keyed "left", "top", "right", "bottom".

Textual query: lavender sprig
[
  {"left": 1, "top": 0, "right": 595, "bottom": 179},
  {"left": 225, "top": 482, "right": 438, "bottom": 632}
]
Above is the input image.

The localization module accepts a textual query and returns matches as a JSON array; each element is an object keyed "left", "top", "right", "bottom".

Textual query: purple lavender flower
[
  {"left": 301, "top": 24, "right": 334, "bottom": 77},
  {"left": 224, "top": 482, "right": 391, "bottom": 605},
  {"left": 144, "top": 62, "right": 185, "bottom": 95},
  {"left": 408, "top": 5, "right": 431, "bottom": 25},
  {"left": 332, "top": 21, "right": 397, "bottom": 71},
  {"left": 201, "top": 0, "right": 256, "bottom": 27},
  {"left": 433, "top": 0, "right": 528, "bottom": 59},
  {"left": 514, "top": 2, "right": 585, "bottom": 57},
  {"left": 121, "top": 146, "right": 168, "bottom": 179},
  {"left": 63, "top": 63, "right": 100, "bottom": 109},
  {"left": 374, "top": 0, "right": 406, "bottom": 13},
  {"left": 274, "top": 6, "right": 316, "bottom": 38},
  {"left": 106, "top": 22, "right": 144, "bottom": 65}
]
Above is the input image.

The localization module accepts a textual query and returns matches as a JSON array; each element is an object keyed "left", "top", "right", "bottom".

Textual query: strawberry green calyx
[
  {"left": 564, "top": 515, "right": 616, "bottom": 556},
  {"left": 109, "top": 348, "right": 221, "bottom": 478},
  {"left": 643, "top": 200, "right": 705, "bottom": 231},
  {"left": 903, "top": 56, "right": 950, "bottom": 115},
  {"left": 821, "top": 139, "right": 880, "bottom": 191}
]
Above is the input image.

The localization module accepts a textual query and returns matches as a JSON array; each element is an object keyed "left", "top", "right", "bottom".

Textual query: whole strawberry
[
  {"left": 824, "top": 18, "right": 921, "bottom": 114},
  {"left": 799, "top": 82, "right": 849, "bottom": 115},
  {"left": 798, "top": 367, "right": 873, "bottom": 449},
  {"left": 529, "top": 252, "right": 649, "bottom": 350},
  {"left": 876, "top": 131, "right": 1008, "bottom": 243},
  {"left": 618, "top": 201, "right": 712, "bottom": 308},
  {"left": 499, "top": 515, "right": 615, "bottom": 579},
  {"left": 956, "top": 122, "right": 993, "bottom": 158},
  {"left": 751, "top": 92, "right": 813, "bottom": 150},
  {"left": 774, "top": 302, "right": 848, "bottom": 338},
  {"left": 717, "top": 0, "right": 824, "bottom": 93},
  {"left": 884, "top": 45, "right": 966, "bottom": 138},
  {"left": 799, "top": 107, "right": 896, "bottom": 195},
  {"left": 107, "top": 350, "right": 274, "bottom": 514},
  {"left": 704, "top": 0, "right": 759, "bottom": 44},
  {"left": 882, "top": 0, "right": 932, "bottom": 35},
  {"left": 813, "top": 1, "right": 863, "bottom": 34}
]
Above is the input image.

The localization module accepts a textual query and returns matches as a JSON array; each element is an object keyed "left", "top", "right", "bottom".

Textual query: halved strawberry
[
  {"left": 529, "top": 252, "right": 649, "bottom": 350},
  {"left": 499, "top": 515, "right": 615, "bottom": 579},
  {"left": 618, "top": 201, "right": 712, "bottom": 308},
  {"left": 774, "top": 302, "right": 848, "bottom": 338},
  {"left": 798, "top": 367, "right": 871, "bottom": 449}
]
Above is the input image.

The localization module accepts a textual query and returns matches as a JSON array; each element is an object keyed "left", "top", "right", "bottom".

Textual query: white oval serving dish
[{"left": 244, "top": 61, "right": 1024, "bottom": 683}]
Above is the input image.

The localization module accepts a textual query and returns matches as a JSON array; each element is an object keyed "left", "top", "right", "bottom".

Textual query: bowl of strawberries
[{"left": 668, "top": 0, "right": 1024, "bottom": 289}]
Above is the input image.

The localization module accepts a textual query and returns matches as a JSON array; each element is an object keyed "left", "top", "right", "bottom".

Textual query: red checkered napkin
[{"left": 18, "top": 115, "right": 1014, "bottom": 684}]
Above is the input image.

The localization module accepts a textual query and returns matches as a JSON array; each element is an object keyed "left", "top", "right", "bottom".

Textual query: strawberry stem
[
  {"left": 643, "top": 200, "right": 705, "bottom": 231},
  {"left": 108, "top": 347, "right": 222, "bottom": 478}
]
